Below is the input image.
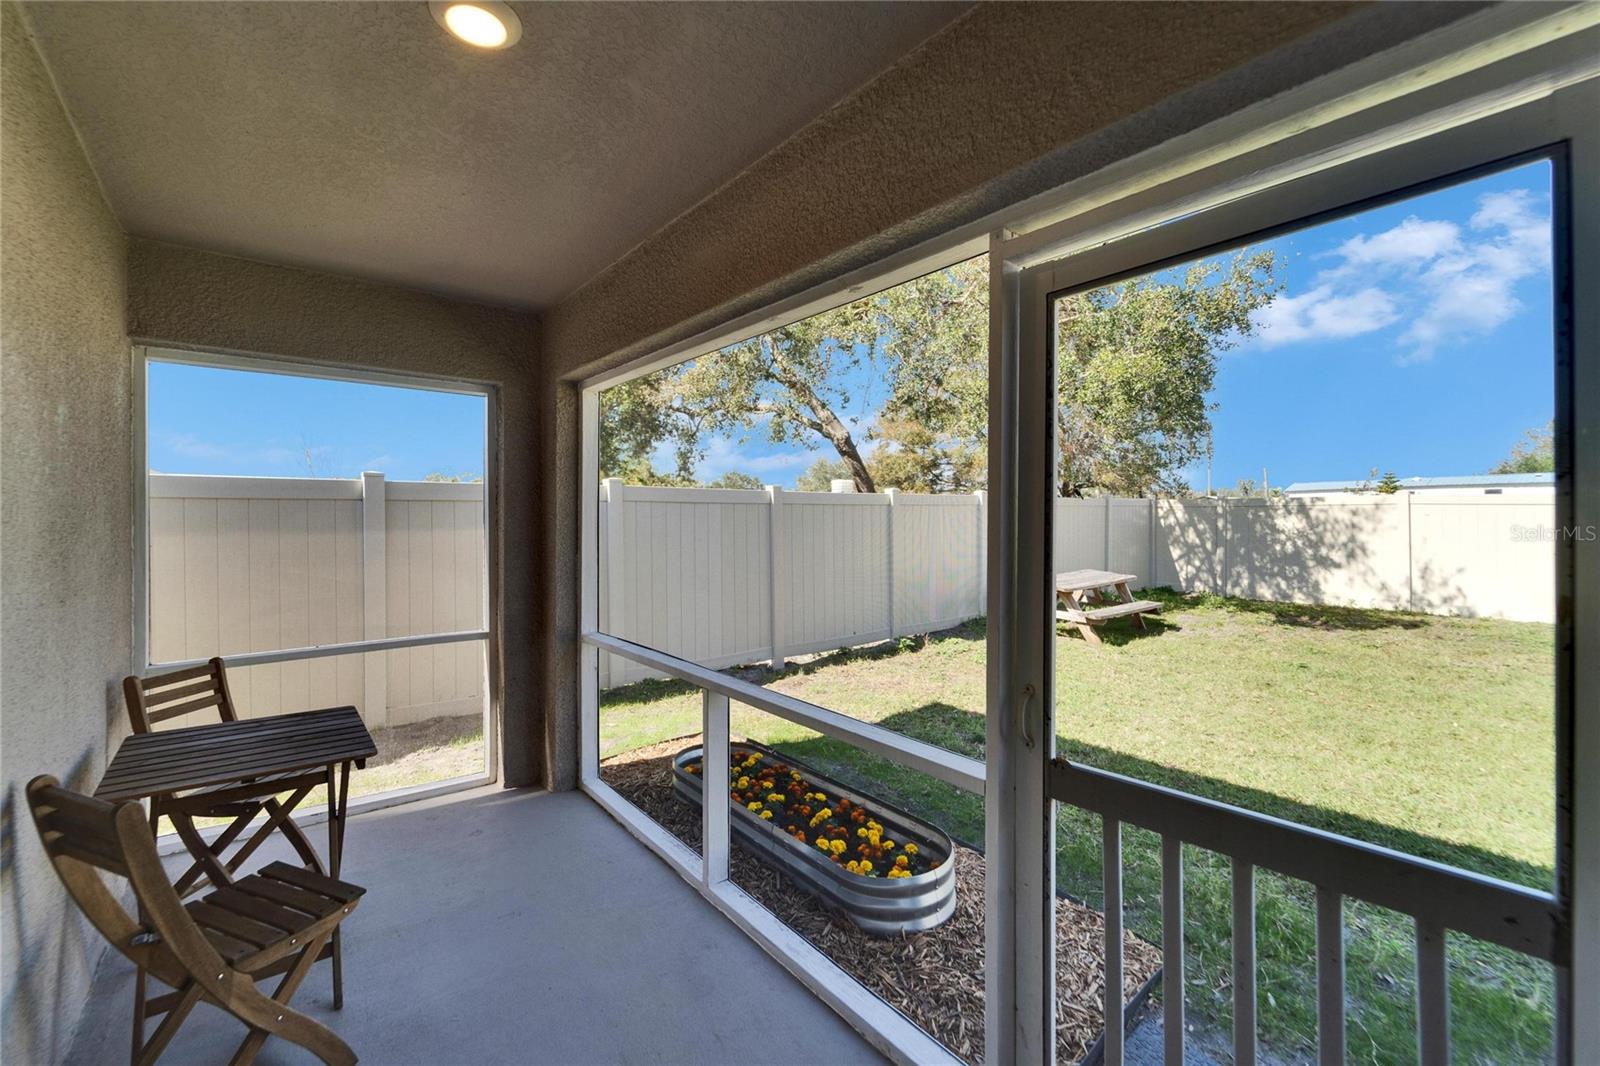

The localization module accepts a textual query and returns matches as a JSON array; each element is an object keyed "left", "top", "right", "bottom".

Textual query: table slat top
[
  {"left": 96, "top": 706, "right": 375, "bottom": 802},
  {"left": 1056, "top": 569, "right": 1138, "bottom": 591}
]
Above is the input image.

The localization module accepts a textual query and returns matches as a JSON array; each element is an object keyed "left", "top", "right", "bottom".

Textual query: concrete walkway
[{"left": 65, "top": 787, "right": 884, "bottom": 1066}]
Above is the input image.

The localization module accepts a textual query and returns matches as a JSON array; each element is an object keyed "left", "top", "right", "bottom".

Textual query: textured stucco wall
[
  {"left": 535, "top": 1, "right": 1483, "bottom": 789},
  {"left": 125, "top": 238, "right": 544, "bottom": 789},
  {"left": 1, "top": 3, "right": 131, "bottom": 1061}
]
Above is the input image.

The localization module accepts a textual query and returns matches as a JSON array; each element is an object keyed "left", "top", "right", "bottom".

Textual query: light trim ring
[{"left": 429, "top": 1, "right": 522, "bottom": 51}]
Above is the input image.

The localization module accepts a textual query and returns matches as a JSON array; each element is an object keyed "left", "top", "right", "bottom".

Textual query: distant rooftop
[{"left": 1283, "top": 473, "right": 1554, "bottom": 493}]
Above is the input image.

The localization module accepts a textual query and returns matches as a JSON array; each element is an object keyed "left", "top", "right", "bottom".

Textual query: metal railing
[
  {"left": 585, "top": 631, "right": 984, "bottom": 793},
  {"left": 1049, "top": 758, "right": 1562, "bottom": 1066},
  {"left": 582, "top": 630, "right": 980, "bottom": 1065},
  {"left": 589, "top": 629, "right": 1564, "bottom": 1065}
]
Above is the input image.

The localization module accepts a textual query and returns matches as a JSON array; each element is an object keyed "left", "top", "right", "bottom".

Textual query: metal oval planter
[{"left": 672, "top": 740, "right": 958, "bottom": 937}]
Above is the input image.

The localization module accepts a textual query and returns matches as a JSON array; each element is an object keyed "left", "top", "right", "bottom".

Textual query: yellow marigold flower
[
  {"left": 767, "top": 793, "right": 784, "bottom": 803},
  {"left": 857, "top": 828, "right": 868, "bottom": 838},
  {"left": 816, "top": 838, "right": 831, "bottom": 852},
  {"left": 903, "top": 843, "right": 918, "bottom": 856},
  {"left": 895, "top": 855, "right": 909, "bottom": 868},
  {"left": 759, "top": 810, "right": 774, "bottom": 820},
  {"left": 813, "top": 793, "right": 825, "bottom": 802},
  {"left": 859, "top": 860, "right": 872, "bottom": 873},
  {"left": 747, "top": 801, "right": 762, "bottom": 811},
  {"left": 884, "top": 840, "right": 895, "bottom": 850},
  {"left": 736, "top": 776, "right": 750, "bottom": 789},
  {"left": 830, "top": 839, "right": 846, "bottom": 856}
]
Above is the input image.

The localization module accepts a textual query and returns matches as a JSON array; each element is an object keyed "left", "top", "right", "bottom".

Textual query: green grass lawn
[{"left": 599, "top": 589, "right": 1556, "bottom": 1064}]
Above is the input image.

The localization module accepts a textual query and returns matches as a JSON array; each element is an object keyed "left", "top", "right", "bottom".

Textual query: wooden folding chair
[
  {"left": 26, "top": 775, "right": 364, "bottom": 1066},
  {"left": 123, "top": 659, "right": 326, "bottom": 896}
]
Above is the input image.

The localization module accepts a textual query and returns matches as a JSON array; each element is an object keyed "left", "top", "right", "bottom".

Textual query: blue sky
[
  {"left": 146, "top": 365, "right": 486, "bottom": 481},
  {"left": 149, "top": 160, "right": 1552, "bottom": 491}
]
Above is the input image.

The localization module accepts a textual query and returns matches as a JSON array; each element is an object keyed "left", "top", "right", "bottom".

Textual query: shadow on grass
[
  {"left": 1142, "top": 585, "right": 1431, "bottom": 631},
  {"left": 763, "top": 701, "right": 1548, "bottom": 890}
]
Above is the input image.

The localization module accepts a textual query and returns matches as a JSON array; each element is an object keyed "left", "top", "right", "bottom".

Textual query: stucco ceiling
[{"left": 21, "top": 1, "right": 968, "bottom": 309}]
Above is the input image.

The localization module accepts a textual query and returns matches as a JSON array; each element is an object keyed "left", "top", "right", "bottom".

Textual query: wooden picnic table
[
  {"left": 96, "top": 706, "right": 376, "bottom": 887},
  {"left": 1054, "top": 568, "right": 1161, "bottom": 646}
]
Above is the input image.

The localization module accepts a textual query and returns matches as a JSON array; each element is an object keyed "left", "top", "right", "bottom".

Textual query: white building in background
[{"left": 1283, "top": 473, "right": 1554, "bottom": 497}]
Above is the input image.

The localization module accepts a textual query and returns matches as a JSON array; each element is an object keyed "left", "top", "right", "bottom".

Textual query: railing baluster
[
  {"left": 1232, "top": 860, "right": 1256, "bottom": 1066},
  {"left": 1162, "top": 834, "right": 1185, "bottom": 1065},
  {"left": 702, "top": 689, "right": 730, "bottom": 885},
  {"left": 1316, "top": 887, "right": 1345, "bottom": 1065},
  {"left": 1103, "top": 818, "right": 1125, "bottom": 1066},
  {"left": 1415, "top": 919, "right": 1449, "bottom": 1065}
]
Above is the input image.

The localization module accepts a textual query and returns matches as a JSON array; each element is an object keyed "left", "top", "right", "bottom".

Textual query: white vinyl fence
[
  {"left": 598, "top": 481, "right": 1555, "bottom": 688},
  {"left": 148, "top": 473, "right": 486, "bottom": 729}
]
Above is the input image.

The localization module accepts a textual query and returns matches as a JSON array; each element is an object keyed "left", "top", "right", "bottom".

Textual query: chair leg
[
  {"left": 173, "top": 808, "right": 259, "bottom": 896},
  {"left": 260, "top": 794, "right": 325, "bottom": 873},
  {"left": 130, "top": 967, "right": 146, "bottom": 1066},
  {"left": 227, "top": 934, "right": 355, "bottom": 1066},
  {"left": 331, "top": 927, "right": 343, "bottom": 1009},
  {"left": 133, "top": 981, "right": 203, "bottom": 1066}
]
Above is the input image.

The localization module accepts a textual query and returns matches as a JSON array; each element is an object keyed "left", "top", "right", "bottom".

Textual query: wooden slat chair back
[
  {"left": 122, "top": 658, "right": 239, "bottom": 734},
  {"left": 26, "top": 775, "right": 363, "bottom": 1066}
]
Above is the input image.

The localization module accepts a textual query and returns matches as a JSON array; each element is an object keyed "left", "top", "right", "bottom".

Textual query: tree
[
  {"left": 1491, "top": 422, "right": 1554, "bottom": 474},
  {"left": 423, "top": 471, "right": 483, "bottom": 483},
  {"left": 795, "top": 458, "right": 851, "bottom": 492},
  {"left": 867, "top": 417, "right": 985, "bottom": 494},
  {"left": 600, "top": 249, "right": 1280, "bottom": 498},
  {"left": 1053, "top": 250, "right": 1280, "bottom": 496},
  {"left": 708, "top": 471, "right": 763, "bottom": 490},
  {"left": 883, "top": 251, "right": 1280, "bottom": 497},
  {"left": 599, "top": 375, "right": 710, "bottom": 484},
  {"left": 667, "top": 306, "right": 884, "bottom": 492},
  {"left": 1375, "top": 471, "right": 1403, "bottom": 494}
]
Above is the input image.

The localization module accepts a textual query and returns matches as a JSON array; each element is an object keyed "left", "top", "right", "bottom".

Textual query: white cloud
[
  {"left": 1400, "top": 189, "right": 1550, "bottom": 358},
  {"left": 1252, "top": 186, "right": 1550, "bottom": 361},
  {"left": 1331, "top": 216, "right": 1460, "bottom": 267},
  {"left": 1253, "top": 285, "right": 1400, "bottom": 346}
]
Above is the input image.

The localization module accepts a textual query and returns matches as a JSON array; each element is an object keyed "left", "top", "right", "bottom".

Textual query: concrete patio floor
[{"left": 64, "top": 787, "right": 885, "bottom": 1065}]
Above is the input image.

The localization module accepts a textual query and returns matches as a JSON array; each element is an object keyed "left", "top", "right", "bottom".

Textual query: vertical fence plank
[
  {"left": 278, "top": 497, "right": 311, "bottom": 711},
  {"left": 702, "top": 690, "right": 730, "bottom": 885},
  {"left": 1104, "top": 818, "right": 1125, "bottom": 1066},
  {"left": 1316, "top": 887, "right": 1346, "bottom": 1066},
  {"left": 885, "top": 489, "right": 898, "bottom": 638},
  {"left": 1415, "top": 919, "right": 1449, "bottom": 1066},
  {"left": 361, "top": 473, "right": 387, "bottom": 726},
  {"left": 767, "top": 485, "right": 786, "bottom": 669},
  {"left": 248, "top": 499, "right": 282, "bottom": 714},
  {"left": 975, "top": 490, "right": 988, "bottom": 614},
  {"left": 1162, "top": 834, "right": 1185, "bottom": 1066},
  {"left": 1232, "top": 860, "right": 1257, "bottom": 1066}
]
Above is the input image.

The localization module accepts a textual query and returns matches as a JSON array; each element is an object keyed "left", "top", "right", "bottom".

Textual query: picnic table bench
[{"left": 1055, "top": 568, "right": 1161, "bottom": 645}]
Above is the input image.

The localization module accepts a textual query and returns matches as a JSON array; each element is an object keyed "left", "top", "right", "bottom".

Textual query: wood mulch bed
[{"left": 601, "top": 737, "right": 1161, "bottom": 1065}]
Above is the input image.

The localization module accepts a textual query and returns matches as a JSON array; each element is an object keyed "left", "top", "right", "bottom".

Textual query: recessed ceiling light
[{"left": 430, "top": 1, "right": 522, "bottom": 50}]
